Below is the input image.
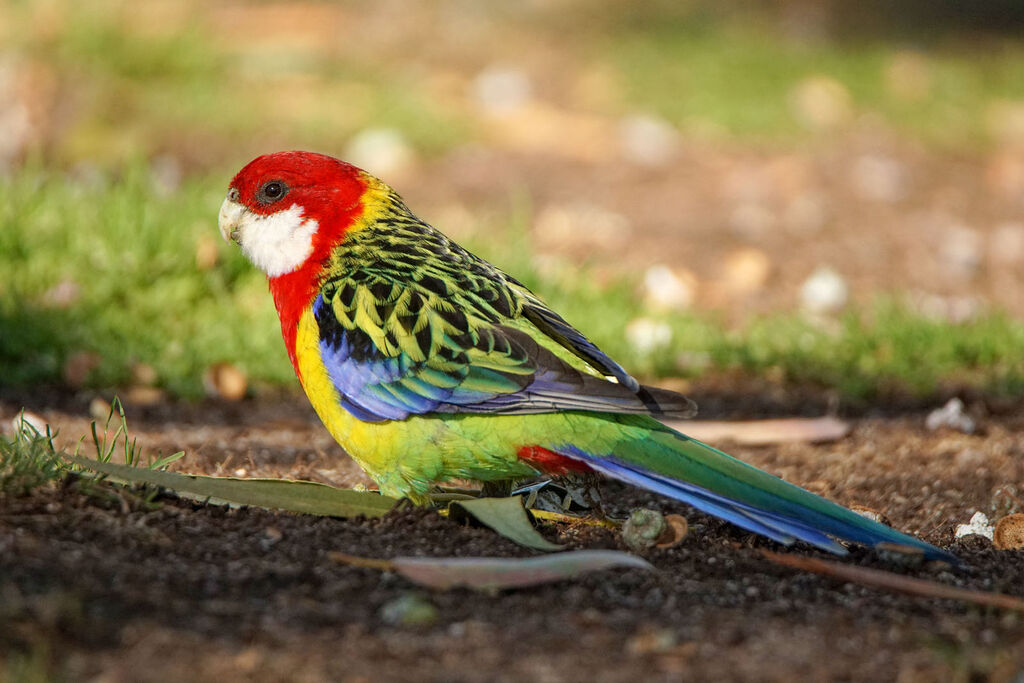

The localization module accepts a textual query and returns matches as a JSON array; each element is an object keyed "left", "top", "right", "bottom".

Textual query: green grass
[
  {"left": 2, "top": 166, "right": 1023, "bottom": 401},
  {"left": 5, "top": 1, "right": 470, "bottom": 167},
  {"left": 5, "top": 1, "right": 1020, "bottom": 171},
  {"left": 0, "top": 165, "right": 292, "bottom": 396},
  {"left": 0, "top": 421, "right": 64, "bottom": 497},
  {"left": 1, "top": 400, "right": 184, "bottom": 503},
  {"left": 601, "top": 18, "right": 1024, "bottom": 147}
]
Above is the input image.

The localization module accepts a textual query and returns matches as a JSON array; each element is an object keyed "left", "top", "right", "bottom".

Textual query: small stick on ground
[{"left": 761, "top": 551, "right": 1024, "bottom": 612}]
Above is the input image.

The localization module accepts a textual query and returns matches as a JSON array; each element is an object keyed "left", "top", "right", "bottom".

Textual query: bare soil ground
[{"left": 2, "top": 392, "right": 1023, "bottom": 682}]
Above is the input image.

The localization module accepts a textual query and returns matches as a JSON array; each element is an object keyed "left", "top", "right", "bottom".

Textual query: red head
[
  {"left": 219, "top": 151, "right": 371, "bottom": 370},
  {"left": 219, "top": 151, "right": 369, "bottom": 279}
]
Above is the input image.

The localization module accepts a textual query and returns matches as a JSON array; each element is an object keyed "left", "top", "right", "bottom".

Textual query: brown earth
[{"left": 2, "top": 393, "right": 1023, "bottom": 682}]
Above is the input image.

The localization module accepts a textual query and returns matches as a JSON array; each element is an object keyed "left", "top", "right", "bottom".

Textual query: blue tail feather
[{"left": 556, "top": 444, "right": 960, "bottom": 565}]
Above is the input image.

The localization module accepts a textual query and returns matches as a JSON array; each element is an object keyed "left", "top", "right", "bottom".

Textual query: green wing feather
[{"left": 312, "top": 189, "right": 695, "bottom": 421}]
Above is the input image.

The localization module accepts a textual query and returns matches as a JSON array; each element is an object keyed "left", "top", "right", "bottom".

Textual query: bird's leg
[{"left": 558, "top": 472, "right": 606, "bottom": 516}]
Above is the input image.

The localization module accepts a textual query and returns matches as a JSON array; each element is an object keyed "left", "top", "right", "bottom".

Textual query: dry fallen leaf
[{"left": 329, "top": 550, "right": 654, "bottom": 591}]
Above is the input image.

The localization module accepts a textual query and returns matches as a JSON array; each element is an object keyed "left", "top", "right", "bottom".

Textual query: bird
[{"left": 218, "top": 150, "right": 958, "bottom": 564}]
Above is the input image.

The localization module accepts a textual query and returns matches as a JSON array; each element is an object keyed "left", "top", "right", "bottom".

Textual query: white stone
[
  {"left": 344, "top": 127, "right": 415, "bottom": 178},
  {"left": 472, "top": 64, "right": 532, "bottom": 115},
  {"left": 925, "top": 397, "right": 976, "bottom": 434},
  {"left": 10, "top": 411, "right": 48, "bottom": 438},
  {"left": 618, "top": 114, "right": 679, "bottom": 167},
  {"left": 625, "top": 317, "right": 672, "bottom": 355},
  {"left": 800, "top": 266, "right": 848, "bottom": 313},
  {"left": 643, "top": 265, "right": 694, "bottom": 311},
  {"left": 955, "top": 511, "right": 994, "bottom": 541}
]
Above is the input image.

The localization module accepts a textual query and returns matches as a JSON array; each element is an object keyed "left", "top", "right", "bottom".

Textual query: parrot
[{"left": 218, "top": 150, "right": 958, "bottom": 564}]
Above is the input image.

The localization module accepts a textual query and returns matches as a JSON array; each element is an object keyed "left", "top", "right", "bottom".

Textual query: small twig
[
  {"left": 328, "top": 552, "right": 394, "bottom": 571},
  {"left": 761, "top": 550, "right": 1024, "bottom": 612},
  {"left": 529, "top": 509, "right": 620, "bottom": 529}
]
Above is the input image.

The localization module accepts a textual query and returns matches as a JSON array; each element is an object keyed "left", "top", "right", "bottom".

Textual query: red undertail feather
[{"left": 516, "top": 446, "right": 591, "bottom": 476}]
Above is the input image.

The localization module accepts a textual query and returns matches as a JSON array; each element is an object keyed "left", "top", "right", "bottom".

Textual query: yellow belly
[{"left": 292, "top": 307, "right": 536, "bottom": 499}]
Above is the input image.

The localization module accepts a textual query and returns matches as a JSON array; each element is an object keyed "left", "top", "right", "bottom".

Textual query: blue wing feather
[
  {"left": 311, "top": 294, "right": 694, "bottom": 422},
  {"left": 553, "top": 444, "right": 960, "bottom": 564}
]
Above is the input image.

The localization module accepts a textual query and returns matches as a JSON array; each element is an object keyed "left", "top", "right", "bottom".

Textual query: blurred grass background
[{"left": 1, "top": 0, "right": 1024, "bottom": 402}]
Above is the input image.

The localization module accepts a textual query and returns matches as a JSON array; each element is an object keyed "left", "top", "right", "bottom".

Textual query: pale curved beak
[{"left": 218, "top": 192, "right": 245, "bottom": 244}]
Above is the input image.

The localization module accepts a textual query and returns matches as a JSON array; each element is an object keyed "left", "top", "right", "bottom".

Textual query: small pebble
[
  {"left": 643, "top": 265, "right": 695, "bottom": 311},
  {"left": 722, "top": 248, "right": 772, "bottom": 294},
  {"left": 626, "top": 626, "right": 677, "bottom": 655},
  {"left": 472, "top": 64, "right": 532, "bottom": 115},
  {"left": 954, "top": 511, "right": 994, "bottom": 541},
  {"left": 850, "top": 505, "right": 890, "bottom": 526},
  {"left": 379, "top": 593, "right": 439, "bottom": 627},
  {"left": 618, "top": 114, "right": 679, "bottom": 167},
  {"left": 124, "top": 386, "right": 166, "bottom": 406},
  {"left": 10, "top": 411, "right": 48, "bottom": 437},
  {"left": 203, "top": 363, "right": 248, "bottom": 401},
  {"left": 344, "top": 128, "right": 414, "bottom": 178},
  {"left": 131, "top": 363, "right": 159, "bottom": 387},
  {"left": 925, "top": 398, "right": 976, "bottom": 434},
  {"left": 800, "top": 266, "right": 848, "bottom": 313},
  {"left": 89, "top": 397, "right": 112, "bottom": 421},
  {"left": 259, "top": 526, "right": 283, "bottom": 551},
  {"left": 993, "top": 514, "right": 1024, "bottom": 550},
  {"left": 625, "top": 318, "right": 672, "bottom": 355}
]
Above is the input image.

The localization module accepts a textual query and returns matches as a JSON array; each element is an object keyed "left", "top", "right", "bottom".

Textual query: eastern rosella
[{"left": 218, "top": 151, "right": 956, "bottom": 563}]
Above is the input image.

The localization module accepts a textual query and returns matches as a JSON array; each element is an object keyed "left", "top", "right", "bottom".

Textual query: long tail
[{"left": 550, "top": 417, "right": 960, "bottom": 565}]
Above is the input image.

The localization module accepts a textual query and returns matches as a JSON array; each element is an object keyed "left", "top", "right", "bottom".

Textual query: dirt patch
[{"left": 2, "top": 398, "right": 1024, "bottom": 682}]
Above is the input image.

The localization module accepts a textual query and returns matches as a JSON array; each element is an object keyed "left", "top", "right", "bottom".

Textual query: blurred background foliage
[{"left": 1, "top": 0, "right": 1023, "bottom": 402}]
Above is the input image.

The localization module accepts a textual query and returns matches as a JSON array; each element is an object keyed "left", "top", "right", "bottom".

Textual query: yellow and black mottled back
[{"left": 310, "top": 184, "right": 697, "bottom": 422}]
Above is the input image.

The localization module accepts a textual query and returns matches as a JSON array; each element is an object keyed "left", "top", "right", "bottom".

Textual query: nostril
[{"left": 228, "top": 187, "right": 240, "bottom": 202}]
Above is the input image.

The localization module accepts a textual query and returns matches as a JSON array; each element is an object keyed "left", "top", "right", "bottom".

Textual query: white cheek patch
[{"left": 236, "top": 204, "right": 319, "bottom": 277}]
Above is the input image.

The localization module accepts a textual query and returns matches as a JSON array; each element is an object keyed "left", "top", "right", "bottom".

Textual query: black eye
[{"left": 258, "top": 180, "right": 287, "bottom": 204}]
